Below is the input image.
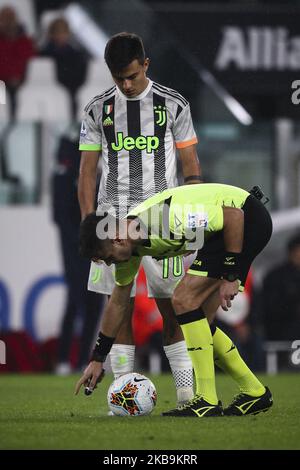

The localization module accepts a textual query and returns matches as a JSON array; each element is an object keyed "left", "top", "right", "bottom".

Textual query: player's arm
[
  {"left": 173, "top": 99, "right": 202, "bottom": 184},
  {"left": 219, "top": 206, "right": 244, "bottom": 311},
  {"left": 75, "top": 258, "right": 140, "bottom": 395},
  {"left": 178, "top": 144, "right": 203, "bottom": 184},
  {"left": 222, "top": 206, "right": 244, "bottom": 254},
  {"left": 101, "top": 282, "right": 134, "bottom": 336},
  {"left": 75, "top": 282, "right": 133, "bottom": 396},
  {"left": 78, "top": 150, "right": 100, "bottom": 220}
]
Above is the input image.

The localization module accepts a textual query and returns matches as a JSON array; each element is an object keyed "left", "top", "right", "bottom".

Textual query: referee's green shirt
[{"left": 115, "top": 184, "right": 249, "bottom": 286}]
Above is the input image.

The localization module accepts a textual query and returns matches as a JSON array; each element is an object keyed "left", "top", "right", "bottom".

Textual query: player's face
[
  {"left": 92, "top": 240, "right": 132, "bottom": 266},
  {"left": 112, "top": 59, "right": 149, "bottom": 98}
]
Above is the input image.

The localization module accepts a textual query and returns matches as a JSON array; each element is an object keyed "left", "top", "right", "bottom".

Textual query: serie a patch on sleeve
[{"left": 187, "top": 212, "right": 208, "bottom": 229}]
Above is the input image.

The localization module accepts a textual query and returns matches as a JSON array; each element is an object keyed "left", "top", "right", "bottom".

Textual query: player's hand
[
  {"left": 75, "top": 361, "right": 105, "bottom": 396},
  {"left": 219, "top": 280, "right": 239, "bottom": 311}
]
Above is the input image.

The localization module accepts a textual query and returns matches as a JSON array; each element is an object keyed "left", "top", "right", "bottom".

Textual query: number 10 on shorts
[{"left": 162, "top": 256, "right": 183, "bottom": 279}]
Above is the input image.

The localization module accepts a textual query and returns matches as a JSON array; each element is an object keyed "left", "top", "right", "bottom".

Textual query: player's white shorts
[{"left": 87, "top": 256, "right": 185, "bottom": 298}]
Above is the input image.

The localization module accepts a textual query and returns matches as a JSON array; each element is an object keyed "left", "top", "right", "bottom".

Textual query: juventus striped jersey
[{"left": 79, "top": 79, "right": 198, "bottom": 216}]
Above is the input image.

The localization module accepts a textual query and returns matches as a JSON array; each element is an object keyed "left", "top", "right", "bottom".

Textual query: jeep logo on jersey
[{"left": 111, "top": 132, "right": 159, "bottom": 153}]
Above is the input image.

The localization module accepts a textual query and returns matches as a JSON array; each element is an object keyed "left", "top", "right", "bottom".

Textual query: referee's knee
[{"left": 172, "top": 289, "right": 198, "bottom": 315}]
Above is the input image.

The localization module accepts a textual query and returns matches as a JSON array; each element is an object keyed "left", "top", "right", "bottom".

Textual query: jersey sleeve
[
  {"left": 205, "top": 205, "right": 224, "bottom": 232},
  {"left": 173, "top": 104, "right": 198, "bottom": 149},
  {"left": 115, "top": 257, "right": 142, "bottom": 286},
  {"left": 79, "top": 108, "right": 102, "bottom": 152},
  {"left": 179, "top": 203, "right": 224, "bottom": 235}
]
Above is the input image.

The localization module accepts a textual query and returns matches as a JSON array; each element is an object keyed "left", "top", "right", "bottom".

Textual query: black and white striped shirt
[{"left": 79, "top": 79, "right": 197, "bottom": 216}]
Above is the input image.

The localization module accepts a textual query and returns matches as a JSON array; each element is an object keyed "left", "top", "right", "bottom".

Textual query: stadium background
[{"left": 0, "top": 0, "right": 300, "bottom": 452}]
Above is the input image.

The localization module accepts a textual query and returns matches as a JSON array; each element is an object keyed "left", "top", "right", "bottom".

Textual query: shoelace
[
  {"left": 178, "top": 394, "right": 203, "bottom": 410},
  {"left": 230, "top": 392, "right": 245, "bottom": 404}
]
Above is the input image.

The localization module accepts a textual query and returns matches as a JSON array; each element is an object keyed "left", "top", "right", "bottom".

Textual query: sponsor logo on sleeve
[
  {"left": 187, "top": 212, "right": 208, "bottom": 229},
  {"left": 80, "top": 122, "right": 87, "bottom": 137}
]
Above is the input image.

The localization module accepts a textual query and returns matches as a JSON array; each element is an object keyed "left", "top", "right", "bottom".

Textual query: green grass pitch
[{"left": 0, "top": 372, "right": 299, "bottom": 450}]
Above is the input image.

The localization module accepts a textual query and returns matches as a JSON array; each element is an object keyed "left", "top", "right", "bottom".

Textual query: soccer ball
[{"left": 107, "top": 372, "right": 157, "bottom": 416}]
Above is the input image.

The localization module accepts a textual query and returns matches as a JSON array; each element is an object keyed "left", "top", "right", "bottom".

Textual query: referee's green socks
[
  {"left": 211, "top": 325, "right": 265, "bottom": 397},
  {"left": 177, "top": 309, "right": 218, "bottom": 405}
]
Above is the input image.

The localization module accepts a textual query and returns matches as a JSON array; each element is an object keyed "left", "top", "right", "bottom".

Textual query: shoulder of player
[
  {"left": 83, "top": 85, "right": 117, "bottom": 113},
  {"left": 152, "top": 82, "right": 189, "bottom": 108}
]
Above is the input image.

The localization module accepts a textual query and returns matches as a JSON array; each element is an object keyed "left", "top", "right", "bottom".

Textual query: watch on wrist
[{"left": 222, "top": 272, "right": 239, "bottom": 282}]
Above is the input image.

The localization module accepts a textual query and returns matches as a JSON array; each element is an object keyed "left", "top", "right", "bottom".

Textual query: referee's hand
[
  {"left": 219, "top": 280, "right": 239, "bottom": 311},
  {"left": 75, "top": 361, "right": 105, "bottom": 396}
]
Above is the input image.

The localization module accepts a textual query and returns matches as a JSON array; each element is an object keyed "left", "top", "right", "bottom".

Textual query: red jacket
[
  {"left": 132, "top": 268, "right": 163, "bottom": 347},
  {"left": 0, "top": 33, "right": 35, "bottom": 83}
]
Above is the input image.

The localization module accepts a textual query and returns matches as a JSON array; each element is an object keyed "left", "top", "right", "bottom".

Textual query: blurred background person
[
  {"left": 52, "top": 125, "right": 104, "bottom": 374},
  {"left": 262, "top": 233, "right": 300, "bottom": 342},
  {"left": 40, "top": 17, "right": 88, "bottom": 117},
  {"left": 0, "top": 5, "right": 35, "bottom": 116}
]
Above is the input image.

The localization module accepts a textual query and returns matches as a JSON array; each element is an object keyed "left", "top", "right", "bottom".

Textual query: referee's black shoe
[
  {"left": 162, "top": 396, "right": 223, "bottom": 417},
  {"left": 224, "top": 386, "right": 273, "bottom": 416}
]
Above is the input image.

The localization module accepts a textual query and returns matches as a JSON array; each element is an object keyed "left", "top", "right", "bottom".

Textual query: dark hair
[
  {"left": 79, "top": 212, "right": 112, "bottom": 260},
  {"left": 104, "top": 32, "right": 145, "bottom": 74},
  {"left": 287, "top": 233, "right": 300, "bottom": 252},
  {"left": 48, "top": 18, "right": 70, "bottom": 37}
]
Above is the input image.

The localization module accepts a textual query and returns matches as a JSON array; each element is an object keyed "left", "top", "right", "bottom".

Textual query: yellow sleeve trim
[
  {"left": 115, "top": 279, "right": 134, "bottom": 287},
  {"left": 187, "top": 268, "right": 208, "bottom": 277},
  {"left": 79, "top": 144, "right": 102, "bottom": 151}
]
